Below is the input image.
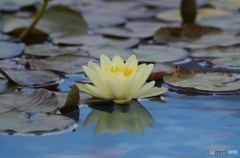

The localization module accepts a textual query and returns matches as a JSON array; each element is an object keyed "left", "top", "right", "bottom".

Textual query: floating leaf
[
  {"left": 0, "top": 59, "right": 19, "bottom": 69},
  {"left": 24, "top": 44, "right": 76, "bottom": 57},
  {"left": 0, "top": 109, "right": 74, "bottom": 133},
  {"left": 3, "top": 6, "right": 88, "bottom": 37},
  {"left": 206, "top": 57, "right": 240, "bottom": 68},
  {"left": 163, "top": 71, "right": 240, "bottom": 92},
  {"left": 132, "top": 45, "right": 188, "bottom": 63},
  {"left": 154, "top": 24, "right": 222, "bottom": 42},
  {"left": 156, "top": 8, "right": 232, "bottom": 22},
  {"left": 0, "top": 0, "right": 38, "bottom": 11},
  {"left": 97, "top": 21, "right": 172, "bottom": 38},
  {"left": 0, "top": 42, "right": 25, "bottom": 59},
  {"left": 191, "top": 47, "right": 240, "bottom": 58},
  {"left": 198, "top": 14, "right": 240, "bottom": 31},
  {"left": 0, "top": 88, "right": 58, "bottom": 113},
  {"left": 83, "top": 14, "right": 126, "bottom": 29},
  {"left": 89, "top": 46, "right": 133, "bottom": 60},
  {"left": 0, "top": 69, "right": 60, "bottom": 87},
  {"left": 205, "top": 0, "right": 240, "bottom": 10}
]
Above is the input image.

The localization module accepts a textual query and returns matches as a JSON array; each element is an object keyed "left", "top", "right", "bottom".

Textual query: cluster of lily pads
[{"left": 0, "top": 0, "right": 240, "bottom": 135}]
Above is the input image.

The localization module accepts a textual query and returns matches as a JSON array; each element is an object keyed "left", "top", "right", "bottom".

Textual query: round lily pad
[
  {"left": 97, "top": 21, "right": 171, "bottom": 38},
  {"left": 89, "top": 46, "right": 134, "bottom": 60},
  {"left": 0, "top": 69, "right": 60, "bottom": 87},
  {"left": 156, "top": 8, "right": 232, "bottom": 22},
  {"left": 0, "top": 42, "right": 25, "bottom": 59},
  {"left": 0, "top": 108, "right": 74, "bottom": 133},
  {"left": 205, "top": 0, "right": 240, "bottom": 10},
  {"left": 0, "top": 59, "right": 19, "bottom": 69},
  {"left": 207, "top": 57, "right": 240, "bottom": 68},
  {"left": 24, "top": 44, "right": 75, "bottom": 57},
  {"left": 52, "top": 35, "right": 139, "bottom": 49},
  {"left": 132, "top": 45, "right": 188, "bottom": 63},
  {"left": 0, "top": 88, "right": 58, "bottom": 113},
  {"left": 191, "top": 47, "right": 240, "bottom": 58},
  {"left": 198, "top": 14, "right": 240, "bottom": 31},
  {"left": 0, "top": 79, "right": 18, "bottom": 94},
  {"left": 163, "top": 71, "right": 240, "bottom": 92}
]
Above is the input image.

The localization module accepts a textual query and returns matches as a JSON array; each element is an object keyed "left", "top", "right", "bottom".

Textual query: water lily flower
[{"left": 74, "top": 55, "right": 167, "bottom": 104}]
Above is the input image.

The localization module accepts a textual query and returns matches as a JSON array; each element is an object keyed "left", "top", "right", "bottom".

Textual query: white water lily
[{"left": 74, "top": 55, "right": 167, "bottom": 104}]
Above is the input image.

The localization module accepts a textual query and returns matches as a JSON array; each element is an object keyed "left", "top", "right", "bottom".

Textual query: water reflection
[{"left": 83, "top": 100, "right": 154, "bottom": 135}]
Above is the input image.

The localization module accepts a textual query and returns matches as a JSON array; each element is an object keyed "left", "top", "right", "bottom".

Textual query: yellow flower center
[{"left": 106, "top": 65, "right": 133, "bottom": 77}]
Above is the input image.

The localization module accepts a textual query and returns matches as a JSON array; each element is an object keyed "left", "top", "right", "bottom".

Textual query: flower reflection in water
[{"left": 82, "top": 100, "right": 154, "bottom": 135}]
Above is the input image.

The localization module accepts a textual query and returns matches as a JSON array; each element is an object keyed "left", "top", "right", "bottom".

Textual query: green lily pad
[
  {"left": 148, "top": 63, "right": 178, "bottom": 80},
  {"left": 97, "top": 21, "right": 172, "bottom": 38},
  {"left": 0, "top": 108, "right": 74, "bottom": 133},
  {"left": 207, "top": 57, "right": 240, "bottom": 68},
  {"left": 0, "top": 69, "right": 60, "bottom": 87},
  {"left": 2, "top": 6, "right": 88, "bottom": 37},
  {"left": 0, "top": 79, "right": 18, "bottom": 94},
  {"left": 155, "top": 8, "right": 232, "bottom": 22},
  {"left": 89, "top": 46, "right": 133, "bottom": 60},
  {"left": 154, "top": 24, "right": 222, "bottom": 42},
  {"left": 205, "top": 0, "right": 240, "bottom": 10},
  {"left": 0, "top": 88, "right": 58, "bottom": 113},
  {"left": 198, "top": 14, "right": 240, "bottom": 31},
  {"left": 24, "top": 44, "right": 76, "bottom": 57},
  {"left": 52, "top": 35, "right": 139, "bottom": 49},
  {"left": 191, "top": 47, "right": 240, "bottom": 58},
  {"left": 83, "top": 14, "right": 126, "bottom": 29},
  {"left": 163, "top": 71, "right": 240, "bottom": 92},
  {"left": 0, "top": 42, "right": 25, "bottom": 59},
  {"left": 132, "top": 45, "right": 188, "bottom": 63}
]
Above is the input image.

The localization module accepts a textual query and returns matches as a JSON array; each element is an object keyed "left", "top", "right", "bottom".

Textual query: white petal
[
  {"left": 94, "top": 66, "right": 109, "bottom": 93},
  {"left": 85, "top": 84, "right": 112, "bottom": 99},
  {"left": 129, "top": 64, "right": 146, "bottom": 93},
  {"left": 74, "top": 83, "right": 99, "bottom": 98},
  {"left": 113, "top": 71, "right": 125, "bottom": 83},
  {"left": 129, "top": 81, "right": 155, "bottom": 98},
  {"left": 125, "top": 55, "right": 136, "bottom": 66},
  {"left": 129, "top": 60, "right": 138, "bottom": 72},
  {"left": 83, "top": 66, "right": 105, "bottom": 91},
  {"left": 88, "top": 62, "right": 100, "bottom": 71},
  {"left": 112, "top": 55, "right": 124, "bottom": 66},
  {"left": 100, "top": 55, "right": 112, "bottom": 68},
  {"left": 106, "top": 78, "right": 125, "bottom": 99},
  {"left": 122, "top": 75, "right": 135, "bottom": 96},
  {"left": 139, "top": 88, "right": 168, "bottom": 98}
]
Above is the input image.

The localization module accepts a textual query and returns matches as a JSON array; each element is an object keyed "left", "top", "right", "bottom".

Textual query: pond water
[{"left": 1, "top": 72, "right": 240, "bottom": 158}]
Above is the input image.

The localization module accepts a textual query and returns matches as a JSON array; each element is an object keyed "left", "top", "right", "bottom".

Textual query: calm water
[{"left": 1, "top": 74, "right": 240, "bottom": 158}]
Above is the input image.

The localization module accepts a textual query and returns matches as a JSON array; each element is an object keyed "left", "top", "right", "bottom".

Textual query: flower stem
[{"left": 20, "top": 1, "right": 49, "bottom": 39}]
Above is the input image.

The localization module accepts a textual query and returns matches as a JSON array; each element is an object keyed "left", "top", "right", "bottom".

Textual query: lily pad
[
  {"left": 83, "top": 14, "right": 126, "bottom": 29},
  {"left": 163, "top": 71, "right": 240, "bottom": 92},
  {"left": 191, "top": 47, "right": 240, "bottom": 58},
  {"left": 0, "top": 88, "right": 58, "bottom": 113},
  {"left": 207, "top": 57, "right": 240, "bottom": 68},
  {"left": 0, "top": 69, "right": 60, "bottom": 87},
  {"left": 132, "top": 45, "right": 188, "bottom": 63},
  {"left": 0, "top": 42, "right": 25, "bottom": 59},
  {"left": 2, "top": 6, "right": 88, "bottom": 37},
  {"left": 0, "top": 59, "right": 19, "bottom": 69},
  {"left": 0, "top": 108, "right": 74, "bottom": 133},
  {"left": 205, "top": 0, "right": 240, "bottom": 10},
  {"left": 156, "top": 8, "right": 232, "bottom": 22},
  {"left": 198, "top": 14, "right": 240, "bottom": 31},
  {"left": 0, "top": 0, "right": 38, "bottom": 11},
  {"left": 52, "top": 35, "right": 139, "bottom": 49},
  {"left": 89, "top": 46, "right": 133, "bottom": 60},
  {"left": 24, "top": 44, "right": 76, "bottom": 57},
  {"left": 154, "top": 24, "right": 222, "bottom": 42},
  {"left": 97, "top": 21, "right": 173, "bottom": 38}
]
